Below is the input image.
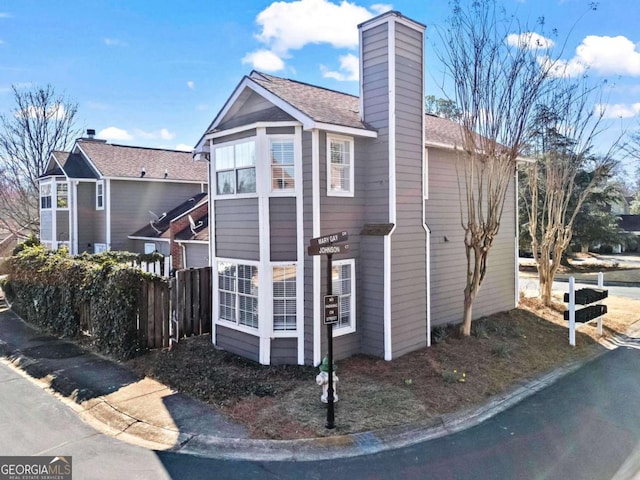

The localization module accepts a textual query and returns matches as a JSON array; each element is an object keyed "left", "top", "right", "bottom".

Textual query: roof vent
[{"left": 86, "top": 129, "right": 96, "bottom": 139}]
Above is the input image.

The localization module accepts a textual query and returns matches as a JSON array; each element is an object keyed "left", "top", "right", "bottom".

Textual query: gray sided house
[
  {"left": 39, "top": 133, "right": 208, "bottom": 255},
  {"left": 195, "top": 11, "right": 518, "bottom": 366}
]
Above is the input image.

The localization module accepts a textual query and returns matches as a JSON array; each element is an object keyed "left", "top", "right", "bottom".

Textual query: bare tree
[
  {"left": 521, "top": 82, "right": 621, "bottom": 305},
  {"left": 437, "top": 0, "right": 565, "bottom": 335},
  {"left": 0, "top": 85, "right": 80, "bottom": 235}
]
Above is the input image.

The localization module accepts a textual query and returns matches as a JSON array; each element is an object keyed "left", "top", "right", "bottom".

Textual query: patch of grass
[{"left": 491, "top": 343, "right": 512, "bottom": 359}]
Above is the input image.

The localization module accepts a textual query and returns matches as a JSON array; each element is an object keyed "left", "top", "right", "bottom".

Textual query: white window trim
[
  {"left": 269, "top": 135, "right": 297, "bottom": 196},
  {"left": 332, "top": 258, "right": 356, "bottom": 337},
  {"left": 96, "top": 180, "right": 105, "bottom": 210},
  {"left": 55, "top": 181, "right": 70, "bottom": 210},
  {"left": 215, "top": 258, "right": 261, "bottom": 337},
  {"left": 94, "top": 243, "right": 107, "bottom": 253},
  {"left": 212, "top": 137, "right": 258, "bottom": 198},
  {"left": 271, "top": 262, "right": 298, "bottom": 337},
  {"left": 40, "top": 181, "right": 53, "bottom": 210},
  {"left": 326, "top": 134, "right": 354, "bottom": 198}
]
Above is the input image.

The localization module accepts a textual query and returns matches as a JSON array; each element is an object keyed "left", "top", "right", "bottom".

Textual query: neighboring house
[
  {"left": 619, "top": 215, "right": 640, "bottom": 251},
  {"left": 194, "top": 11, "right": 517, "bottom": 366},
  {"left": 39, "top": 132, "right": 208, "bottom": 254},
  {"left": 169, "top": 198, "right": 209, "bottom": 270},
  {"left": 129, "top": 192, "right": 209, "bottom": 269}
]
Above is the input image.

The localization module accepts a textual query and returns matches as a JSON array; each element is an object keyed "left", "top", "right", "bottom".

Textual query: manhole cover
[{"left": 22, "top": 342, "right": 86, "bottom": 359}]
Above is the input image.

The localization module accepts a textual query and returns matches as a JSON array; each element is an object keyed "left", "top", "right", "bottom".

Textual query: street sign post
[{"left": 307, "top": 230, "right": 349, "bottom": 429}]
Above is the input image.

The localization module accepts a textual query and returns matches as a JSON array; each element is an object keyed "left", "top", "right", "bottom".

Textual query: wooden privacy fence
[
  {"left": 172, "top": 267, "right": 212, "bottom": 340},
  {"left": 77, "top": 266, "right": 213, "bottom": 351},
  {"left": 139, "top": 280, "right": 171, "bottom": 349}
]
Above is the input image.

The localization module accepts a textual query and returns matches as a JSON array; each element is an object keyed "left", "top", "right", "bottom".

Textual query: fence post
[
  {"left": 569, "top": 276, "right": 576, "bottom": 347},
  {"left": 597, "top": 272, "right": 604, "bottom": 336}
]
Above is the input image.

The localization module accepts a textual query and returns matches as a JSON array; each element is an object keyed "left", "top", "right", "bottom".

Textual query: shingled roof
[
  {"left": 77, "top": 140, "right": 207, "bottom": 182},
  {"left": 424, "top": 113, "right": 466, "bottom": 148},
  {"left": 48, "top": 151, "right": 99, "bottom": 179},
  {"left": 213, "top": 71, "right": 371, "bottom": 133},
  {"left": 130, "top": 192, "right": 208, "bottom": 239}
]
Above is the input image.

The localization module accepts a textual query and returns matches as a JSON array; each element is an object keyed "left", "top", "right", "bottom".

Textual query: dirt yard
[{"left": 127, "top": 294, "right": 640, "bottom": 440}]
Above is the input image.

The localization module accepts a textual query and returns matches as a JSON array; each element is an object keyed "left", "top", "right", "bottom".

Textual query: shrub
[{"left": 5, "top": 245, "right": 165, "bottom": 360}]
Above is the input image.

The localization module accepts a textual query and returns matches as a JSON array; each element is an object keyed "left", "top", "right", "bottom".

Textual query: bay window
[
  {"left": 218, "top": 262, "right": 259, "bottom": 329},
  {"left": 215, "top": 140, "right": 256, "bottom": 195}
]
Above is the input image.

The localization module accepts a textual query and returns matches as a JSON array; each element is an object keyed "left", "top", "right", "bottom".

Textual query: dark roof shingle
[
  {"left": 77, "top": 140, "right": 207, "bottom": 181},
  {"left": 247, "top": 71, "right": 371, "bottom": 131}
]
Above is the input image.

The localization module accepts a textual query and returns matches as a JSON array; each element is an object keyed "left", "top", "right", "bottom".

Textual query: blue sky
[{"left": 1, "top": 0, "right": 640, "bottom": 158}]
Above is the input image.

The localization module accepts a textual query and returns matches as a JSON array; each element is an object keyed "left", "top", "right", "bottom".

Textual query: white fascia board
[
  {"left": 315, "top": 123, "right": 377, "bottom": 138},
  {"left": 206, "top": 121, "right": 300, "bottom": 140},
  {"left": 47, "top": 154, "right": 68, "bottom": 178},
  {"left": 360, "top": 11, "right": 425, "bottom": 33},
  {"left": 204, "top": 77, "right": 376, "bottom": 140},
  {"left": 174, "top": 239, "right": 209, "bottom": 245},
  {"left": 102, "top": 176, "right": 206, "bottom": 184},
  {"left": 128, "top": 236, "right": 170, "bottom": 242}
]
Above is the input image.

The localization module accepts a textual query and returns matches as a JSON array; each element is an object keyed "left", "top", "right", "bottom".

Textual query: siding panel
[
  {"left": 110, "top": 180, "right": 203, "bottom": 251},
  {"left": 215, "top": 198, "right": 260, "bottom": 261},
  {"left": 426, "top": 149, "right": 516, "bottom": 328},
  {"left": 216, "top": 325, "right": 260, "bottom": 363},
  {"left": 270, "top": 197, "right": 297, "bottom": 262}
]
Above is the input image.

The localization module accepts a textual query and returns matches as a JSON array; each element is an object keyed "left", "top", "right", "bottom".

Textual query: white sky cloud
[
  {"left": 321, "top": 53, "right": 359, "bottom": 81},
  {"left": 544, "top": 35, "right": 640, "bottom": 78},
  {"left": 370, "top": 4, "right": 393, "bottom": 14},
  {"left": 244, "top": 0, "right": 388, "bottom": 70},
  {"left": 187, "top": 81, "right": 195, "bottom": 90},
  {"left": 175, "top": 143, "right": 193, "bottom": 152},
  {"left": 242, "top": 49, "right": 285, "bottom": 71},
  {"left": 104, "top": 38, "right": 127, "bottom": 47},
  {"left": 98, "top": 127, "right": 175, "bottom": 142},
  {"left": 134, "top": 128, "right": 175, "bottom": 140},
  {"left": 99, "top": 126, "right": 132, "bottom": 141},
  {"left": 595, "top": 102, "right": 640, "bottom": 119},
  {"left": 16, "top": 103, "right": 67, "bottom": 120},
  {"left": 507, "top": 32, "right": 554, "bottom": 50},
  {"left": 0, "top": 13, "right": 11, "bottom": 18}
]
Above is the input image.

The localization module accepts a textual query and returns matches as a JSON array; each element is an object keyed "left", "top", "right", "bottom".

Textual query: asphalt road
[
  {"left": 519, "top": 276, "right": 640, "bottom": 300},
  {"left": 0, "top": 361, "right": 172, "bottom": 480},
  {"left": 4, "top": 327, "right": 640, "bottom": 480},
  {"left": 155, "top": 346, "right": 640, "bottom": 480}
]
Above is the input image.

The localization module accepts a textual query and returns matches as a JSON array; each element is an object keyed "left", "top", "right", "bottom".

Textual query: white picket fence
[{"left": 131, "top": 256, "right": 171, "bottom": 278}]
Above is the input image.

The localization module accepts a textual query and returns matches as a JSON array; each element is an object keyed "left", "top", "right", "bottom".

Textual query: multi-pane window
[
  {"left": 40, "top": 183, "right": 52, "bottom": 209},
  {"left": 96, "top": 181, "right": 104, "bottom": 210},
  {"left": 332, "top": 259, "right": 355, "bottom": 330},
  {"left": 270, "top": 139, "right": 295, "bottom": 191},
  {"left": 273, "top": 265, "right": 297, "bottom": 331},
  {"left": 327, "top": 135, "right": 353, "bottom": 195},
  {"left": 218, "top": 262, "right": 259, "bottom": 329},
  {"left": 56, "top": 182, "right": 68, "bottom": 208},
  {"left": 215, "top": 140, "right": 256, "bottom": 195}
]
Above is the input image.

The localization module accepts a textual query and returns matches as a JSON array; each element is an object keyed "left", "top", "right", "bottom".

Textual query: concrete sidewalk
[{"left": 0, "top": 294, "right": 623, "bottom": 462}]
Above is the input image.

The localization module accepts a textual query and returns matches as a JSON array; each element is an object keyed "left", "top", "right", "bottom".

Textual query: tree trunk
[
  {"left": 462, "top": 293, "right": 473, "bottom": 336},
  {"left": 538, "top": 257, "right": 553, "bottom": 305}
]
